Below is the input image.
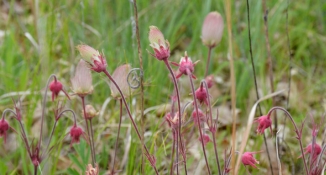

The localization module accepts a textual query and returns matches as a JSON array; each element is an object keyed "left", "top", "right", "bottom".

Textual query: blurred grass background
[{"left": 0, "top": 0, "right": 325, "bottom": 174}]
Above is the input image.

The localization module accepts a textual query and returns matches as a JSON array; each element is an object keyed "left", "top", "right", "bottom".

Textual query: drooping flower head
[
  {"left": 49, "top": 78, "right": 70, "bottom": 101},
  {"left": 70, "top": 125, "right": 83, "bottom": 146},
  {"left": 192, "top": 109, "right": 206, "bottom": 125},
  {"left": 201, "top": 12, "right": 224, "bottom": 48},
  {"left": 71, "top": 60, "right": 93, "bottom": 97},
  {"left": 76, "top": 44, "right": 107, "bottom": 73},
  {"left": 198, "top": 133, "right": 211, "bottom": 146},
  {"left": 148, "top": 26, "right": 170, "bottom": 61},
  {"left": 205, "top": 75, "right": 215, "bottom": 88},
  {"left": 0, "top": 118, "right": 9, "bottom": 143},
  {"left": 254, "top": 115, "right": 272, "bottom": 134},
  {"left": 195, "top": 83, "right": 209, "bottom": 105},
  {"left": 241, "top": 151, "right": 262, "bottom": 168},
  {"left": 84, "top": 105, "right": 99, "bottom": 120},
  {"left": 171, "top": 52, "right": 199, "bottom": 79},
  {"left": 298, "top": 143, "right": 322, "bottom": 161},
  {"left": 109, "top": 64, "right": 134, "bottom": 99}
]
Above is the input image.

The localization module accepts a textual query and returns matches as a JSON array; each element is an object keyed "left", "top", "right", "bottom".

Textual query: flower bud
[
  {"left": 254, "top": 115, "right": 272, "bottom": 134},
  {"left": 0, "top": 118, "right": 9, "bottom": 143},
  {"left": 70, "top": 125, "right": 83, "bottom": 145},
  {"left": 201, "top": 12, "right": 224, "bottom": 48},
  {"left": 192, "top": 109, "right": 206, "bottom": 125},
  {"left": 109, "top": 64, "right": 134, "bottom": 99},
  {"left": 241, "top": 151, "right": 262, "bottom": 168},
  {"left": 49, "top": 80, "right": 63, "bottom": 101},
  {"left": 84, "top": 105, "right": 99, "bottom": 119},
  {"left": 198, "top": 133, "right": 211, "bottom": 146},
  {"left": 195, "top": 83, "right": 208, "bottom": 105},
  {"left": 71, "top": 60, "right": 93, "bottom": 97},
  {"left": 76, "top": 45, "right": 107, "bottom": 73},
  {"left": 205, "top": 75, "right": 214, "bottom": 88},
  {"left": 148, "top": 26, "right": 170, "bottom": 61},
  {"left": 173, "top": 52, "right": 198, "bottom": 79}
]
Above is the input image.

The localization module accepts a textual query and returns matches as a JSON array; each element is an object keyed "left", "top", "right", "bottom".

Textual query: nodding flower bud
[
  {"left": 172, "top": 52, "right": 199, "bottom": 79},
  {"left": 109, "top": 64, "right": 134, "bottom": 99},
  {"left": 71, "top": 60, "right": 94, "bottom": 97},
  {"left": 165, "top": 112, "right": 180, "bottom": 129},
  {"left": 148, "top": 26, "right": 170, "bottom": 61},
  {"left": 86, "top": 164, "right": 99, "bottom": 175},
  {"left": 49, "top": 79, "right": 70, "bottom": 101},
  {"left": 84, "top": 105, "right": 99, "bottom": 119},
  {"left": 205, "top": 75, "right": 215, "bottom": 88},
  {"left": 299, "top": 143, "right": 322, "bottom": 161},
  {"left": 241, "top": 151, "right": 262, "bottom": 168},
  {"left": 192, "top": 109, "right": 206, "bottom": 125},
  {"left": 195, "top": 83, "right": 209, "bottom": 105},
  {"left": 76, "top": 45, "right": 107, "bottom": 73},
  {"left": 70, "top": 125, "right": 83, "bottom": 146},
  {"left": 198, "top": 133, "right": 211, "bottom": 146},
  {"left": 0, "top": 118, "right": 9, "bottom": 143},
  {"left": 201, "top": 12, "right": 224, "bottom": 48},
  {"left": 254, "top": 115, "right": 272, "bottom": 134}
]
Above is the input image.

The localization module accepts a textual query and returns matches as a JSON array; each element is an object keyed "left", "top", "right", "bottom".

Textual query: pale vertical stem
[
  {"left": 81, "top": 97, "right": 96, "bottom": 166},
  {"left": 187, "top": 71, "right": 211, "bottom": 174},
  {"left": 163, "top": 60, "right": 184, "bottom": 175},
  {"left": 205, "top": 47, "right": 213, "bottom": 77},
  {"left": 111, "top": 99, "right": 123, "bottom": 174},
  {"left": 225, "top": 0, "right": 237, "bottom": 173},
  {"left": 132, "top": 0, "right": 146, "bottom": 172},
  {"left": 246, "top": 0, "right": 274, "bottom": 173},
  {"left": 103, "top": 70, "right": 159, "bottom": 175}
]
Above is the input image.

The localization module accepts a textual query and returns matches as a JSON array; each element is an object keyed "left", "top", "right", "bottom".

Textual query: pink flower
[
  {"left": 70, "top": 125, "right": 83, "bottom": 145},
  {"left": 198, "top": 134, "right": 211, "bottom": 146},
  {"left": 241, "top": 151, "right": 262, "bottom": 168},
  {"left": 205, "top": 75, "right": 214, "bottom": 88},
  {"left": 108, "top": 64, "right": 134, "bottom": 99},
  {"left": 254, "top": 115, "right": 272, "bottom": 134},
  {"left": 201, "top": 12, "right": 224, "bottom": 48},
  {"left": 76, "top": 45, "right": 107, "bottom": 72},
  {"left": 148, "top": 26, "right": 170, "bottom": 61},
  {"left": 299, "top": 143, "right": 322, "bottom": 161},
  {"left": 0, "top": 118, "right": 9, "bottom": 143},
  {"left": 192, "top": 109, "right": 206, "bottom": 125},
  {"left": 71, "top": 60, "right": 93, "bottom": 97},
  {"left": 171, "top": 52, "right": 199, "bottom": 79},
  {"left": 195, "top": 83, "right": 208, "bottom": 105},
  {"left": 49, "top": 79, "right": 70, "bottom": 101}
]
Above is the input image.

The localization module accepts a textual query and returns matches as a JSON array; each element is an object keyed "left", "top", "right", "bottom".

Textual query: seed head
[
  {"left": 148, "top": 26, "right": 170, "bottom": 61},
  {"left": 201, "top": 12, "right": 224, "bottom": 48}
]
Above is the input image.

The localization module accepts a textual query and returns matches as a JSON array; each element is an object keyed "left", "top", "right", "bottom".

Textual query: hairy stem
[
  {"left": 187, "top": 71, "right": 211, "bottom": 174},
  {"left": 81, "top": 97, "right": 96, "bottom": 166},
  {"left": 202, "top": 81, "right": 221, "bottom": 175},
  {"left": 163, "top": 60, "right": 184, "bottom": 175},
  {"left": 246, "top": 0, "right": 274, "bottom": 174},
  {"left": 267, "top": 107, "right": 309, "bottom": 175},
  {"left": 205, "top": 47, "right": 213, "bottom": 77},
  {"left": 103, "top": 70, "right": 159, "bottom": 175},
  {"left": 111, "top": 99, "right": 123, "bottom": 174}
]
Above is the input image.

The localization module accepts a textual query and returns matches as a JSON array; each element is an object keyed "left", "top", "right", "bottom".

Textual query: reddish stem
[
  {"left": 205, "top": 47, "right": 213, "bottom": 77},
  {"left": 103, "top": 70, "right": 159, "bottom": 175},
  {"left": 187, "top": 70, "right": 211, "bottom": 174},
  {"left": 111, "top": 99, "right": 123, "bottom": 174}
]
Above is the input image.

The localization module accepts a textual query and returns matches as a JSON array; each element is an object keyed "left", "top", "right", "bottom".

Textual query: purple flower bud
[
  {"left": 0, "top": 118, "right": 9, "bottom": 143},
  {"left": 254, "top": 115, "right": 272, "bottom": 134},
  {"left": 70, "top": 125, "right": 83, "bottom": 145}
]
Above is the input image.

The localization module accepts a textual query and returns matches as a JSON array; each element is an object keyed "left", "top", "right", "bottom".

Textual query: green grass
[{"left": 0, "top": 0, "right": 325, "bottom": 174}]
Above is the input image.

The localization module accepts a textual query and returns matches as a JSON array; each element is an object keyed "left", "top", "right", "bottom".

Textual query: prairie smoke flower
[
  {"left": 31, "top": 146, "right": 41, "bottom": 166},
  {"left": 49, "top": 79, "right": 70, "bottom": 101},
  {"left": 298, "top": 143, "right": 322, "bottom": 161},
  {"left": 192, "top": 109, "right": 206, "bottom": 125},
  {"left": 109, "top": 64, "right": 134, "bottom": 99},
  {"left": 201, "top": 12, "right": 224, "bottom": 48},
  {"left": 70, "top": 125, "right": 83, "bottom": 145},
  {"left": 86, "top": 164, "right": 99, "bottom": 175},
  {"left": 84, "top": 105, "right": 99, "bottom": 119},
  {"left": 195, "top": 83, "right": 208, "bottom": 105},
  {"left": 0, "top": 118, "right": 9, "bottom": 142},
  {"left": 172, "top": 52, "right": 199, "bottom": 79},
  {"left": 71, "top": 60, "right": 93, "bottom": 97},
  {"left": 165, "top": 112, "right": 180, "bottom": 129},
  {"left": 241, "top": 151, "right": 262, "bottom": 168},
  {"left": 198, "top": 133, "right": 211, "bottom": 146},
  {"left": 205, "top": 75, "right": 214, "bottom": 88},
  {"left": 76, "top": 44, "right": 107, "bottom": 72},
  {"left": 254, "top": 115, "right": 272, "bottom": 134},
  {"left": 148, "top": 26, "right": 170, "bottom": 61}
]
